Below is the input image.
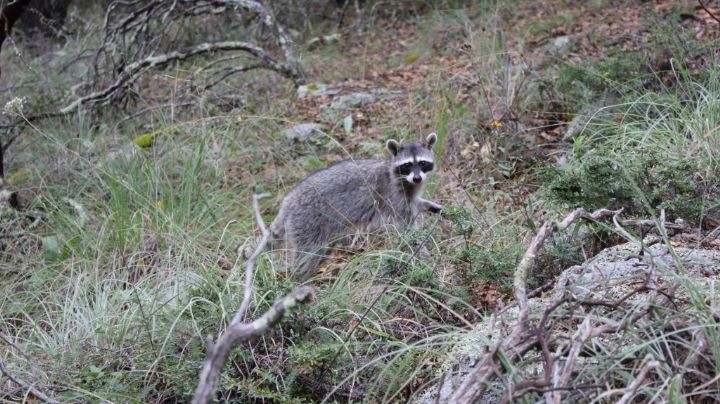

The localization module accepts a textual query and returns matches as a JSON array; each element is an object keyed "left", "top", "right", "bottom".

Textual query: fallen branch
[
  {"left": 0, "top": 359, "right": 58, "bottom": 404},
  {"left": 192, "top": 286, "right": 314, "bottom": 403},
  {"left": 61, "top": 41, "right": 294, "bottom": 114},
  {"left": 699, "top": 0, "right": 720, "bottom": 26},
  {"left": 234, "top": 192, "right": 270, "bottom": 324},
  {"left": 192, "top": 193, "right": 314, "bottom": 404},
  {"left": 592, "top": 358, "right": 660, "bottom": 403},
  {"left": 450, "top": 207, "right": 622, "bottom": 403},
  {"left": 214, "top": 0, "right": 305, "bottom": 82}
]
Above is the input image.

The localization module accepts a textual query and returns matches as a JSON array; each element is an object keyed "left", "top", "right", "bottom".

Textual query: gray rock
[
  {"left": 306, "top": 33, "right": 341, "bottom": 50},
  {"left": 327, "top": 92, "right": 377, "bottom": 110},
  {"left": 106, "top": 142, "right": 142, "bottom": 162},
  {"left": 282, "top": 123, "right": 326, "bottom": 141},
  {"left": 532, "top": 35, "right": 576, "bottom": 68},
  {"left": 343, "top": 115, "right": 353, "bottom": 134},
  {"left": 297, "top": 83, "right": 341, "bottom": 99},
  {"left": 416, "top": 242, "right": 720, "bottom": 403},
  {"left": 553, "top": 35, "right": 571, "bottom": 50}
]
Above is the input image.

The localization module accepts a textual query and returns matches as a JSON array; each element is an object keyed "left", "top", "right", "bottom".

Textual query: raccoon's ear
[
  {"left": 386, "top": 139, "right": 400, "bottom": 156},
  {"left": 425, "top": 132, "right": 437, "bottom": 149}
]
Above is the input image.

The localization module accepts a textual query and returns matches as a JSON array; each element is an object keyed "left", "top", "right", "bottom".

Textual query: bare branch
[
  {"left": 698, "top": 0, "right": 720, "bottom": 26},
  {"left": 450, "top": 207, "right": 623, "bottom": 403},
  {"left": 61, "top": 41, "right": 292, "bottom": 114},
  {"left": 0, "top": 359, "right": 59, "bottom": 404},
  {"left": 593, "top": 358, "right": 660, "bottom": 403},
  {"left": 234, "top": 192, "right": 270, "bottom": 324},
  {"left": 192, "top": 285, "right": 314, "bottom": 404},
  {"left": 191, "top": 193, "right": 314, "bottom": 403},
  {"left": 214, "top": 0, "right": 305, "bottom": 81}
]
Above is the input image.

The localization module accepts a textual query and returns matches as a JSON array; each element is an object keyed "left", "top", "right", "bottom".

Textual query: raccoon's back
[
  {"left": 288, "top": 159, "right": 388, "bottom": 206},
  {"left": 278, "top": 159, "right": 401, "bottom": 234}
]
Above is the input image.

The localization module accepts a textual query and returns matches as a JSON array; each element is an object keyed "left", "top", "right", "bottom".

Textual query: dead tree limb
[
  {"left": 192, "top": 194, "right": 314, "bottom": 404},
  {"left": 61, "top": 41, "right": 293, "bottom": 114},
  {"left": 0, "top": 359, "right": 59, "bottom": 404},
  {"left": 699, "top": 0, "right": 720, "bottom": 26},
  {"left": 234, "top": 192, "right": 270, "bottom": 324},
  {"left": 592, "top": 358, "right": 660, "bottom": 403},
  {"left": 214, "top": 0, "right": 305, "bottom": 82},
  {"left": 449, "top": 207, "right": 623, "bottom": 404},
  {"left": 192, "top": 286, "right": 314, "bottom": 403}
]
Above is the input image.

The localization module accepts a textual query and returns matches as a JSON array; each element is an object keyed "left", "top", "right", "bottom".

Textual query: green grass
[{"left": 547, "top": 65, "right": 720, "bottom": 224}]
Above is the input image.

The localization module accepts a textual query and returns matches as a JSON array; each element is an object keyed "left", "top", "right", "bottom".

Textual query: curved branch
[
  {"left": 61, "top": 40, "right": 294, "bottom": 114},
  {"left": 213, "top": 0, "right": 305, "bottom": 82},
  {"left": 192, "top": 193, "right": 315, "bottom": 403},
  {"left": 192, "top": 285, "right": 314, "bottom": 404},
  {"left": 450, "top": 207, "right": 623, "bottom": 403},
  {"left": 0, "top": 359, "right": 59, "bottom": 404},
  {"left": 234, "top": 192, "right": 270, "bottom": 324}
]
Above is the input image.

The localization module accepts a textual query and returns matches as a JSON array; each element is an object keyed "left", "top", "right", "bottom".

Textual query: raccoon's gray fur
[{"left": 270, "top": 133, "right": 442, "bottom": 281}]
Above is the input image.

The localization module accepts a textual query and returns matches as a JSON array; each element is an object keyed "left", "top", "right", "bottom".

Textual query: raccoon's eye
[
  {"left": 396, "top": 163, "right": 413, "bottom": 176},
  {"left": 418, "top": 161, "right": 434, "bottom": 172}
]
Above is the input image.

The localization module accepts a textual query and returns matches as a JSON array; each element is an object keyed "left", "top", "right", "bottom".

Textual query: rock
[
  {"left": 416, "top": 242, "right": 720, "bottom": 403},
  {"left": 297, "top": 83, "right": 341, "bottom": 99},
  {"left": 561, "top": 242, "right": 720, "bottom": 299},
  {"left": 553, "top": 35, "right": 571, "bottom": 50},
  {"left": 343, "top": 115, "right": 353, "bottom": 135},
  {"left": 327, "top": 92, "right": 377, "bottom": 110},
  {"left": 282, "top": 123, "right": 326, "bottom": 141},
  {"left": 532, "top": 35, "right": 576, "bottom": 68},
  {"left": 105, "top": 142, "right": 142, "bottom": 162},
  {"left": 306, "top": 33, "right": 341, "bottom": 50}
]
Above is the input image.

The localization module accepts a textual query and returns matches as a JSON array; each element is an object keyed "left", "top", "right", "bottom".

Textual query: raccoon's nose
[{"left": 412, "top": 175, "right": 422, "bottom": 183}]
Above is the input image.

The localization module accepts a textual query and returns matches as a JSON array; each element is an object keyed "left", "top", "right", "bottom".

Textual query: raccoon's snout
[{"left": 412, "top": 175, "right": 422, "bottom": 183}]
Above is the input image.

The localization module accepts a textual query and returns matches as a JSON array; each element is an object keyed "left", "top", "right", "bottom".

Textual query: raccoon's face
[{"left": 386, "top": 133, "right": 437, "bottom": 187}]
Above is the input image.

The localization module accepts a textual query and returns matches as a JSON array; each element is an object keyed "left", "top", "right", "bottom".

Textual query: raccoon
[{"left": 270, "top": 133, "right": 442, "bottom": 280}]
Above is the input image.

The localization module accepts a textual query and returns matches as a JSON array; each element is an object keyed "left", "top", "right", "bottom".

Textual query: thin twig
[
  {"left": 699, "top": 0, "right": 720, "bottom": 25},
  {"left": 234, "top": 192, "right": 270, "bottom": 324}
]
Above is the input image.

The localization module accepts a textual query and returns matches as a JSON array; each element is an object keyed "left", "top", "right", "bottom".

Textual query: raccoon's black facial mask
[
  {"left": 396, "top": 162, "right": 414, "bottom": 176},
  {"left": 418, "top": 161, "right": 434, "bottom": 173}
]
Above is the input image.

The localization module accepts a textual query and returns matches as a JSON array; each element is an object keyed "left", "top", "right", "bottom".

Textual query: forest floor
[{"left": 1, "top": 0, "right": 720, "bottom": 402}]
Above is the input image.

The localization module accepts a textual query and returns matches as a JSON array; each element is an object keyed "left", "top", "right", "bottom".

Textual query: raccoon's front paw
[{"left": 427, "top": 203, "right": 443, "bottom": 214}]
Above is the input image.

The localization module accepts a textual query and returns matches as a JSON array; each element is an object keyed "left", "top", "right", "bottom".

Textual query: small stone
[
  {"left": 282, "top": 123, "right": 326, "bottom": 141},
  {"left": 297, "top": 83, "right": 340, "bottom": 99},
  {"left": 343, "top": 115, "right": 353, "bottom": 134},
  {"left": 328, "top": 92, "right": 376, "bottom": 110},
  {"left": 553, "top": 35, "right": 571, "bottom": 49},
  {"left": 106, "top": 143, "right": 142, "bottom": 162}
]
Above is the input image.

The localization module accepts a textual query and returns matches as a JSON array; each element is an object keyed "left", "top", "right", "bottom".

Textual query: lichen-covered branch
[
  {"left": 0, "top": 359, "right": 59, "bottom": 404},
  {"left": 450, "top": 207, "right": 623, "bottom": 403},
  {"left": 61, "top": 41, "right": 292, "bottom": 114},
  {"left": 191, "top": 193, "right": 314, "bottom": 403},
  {"left": 192, "top": 285, "right": 314, "bottom": 404}
]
